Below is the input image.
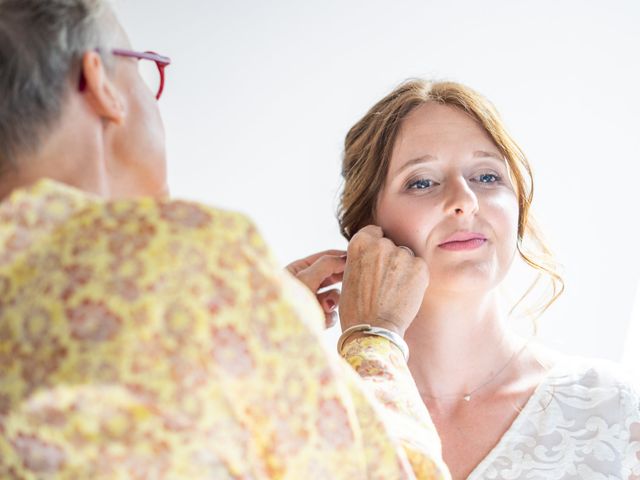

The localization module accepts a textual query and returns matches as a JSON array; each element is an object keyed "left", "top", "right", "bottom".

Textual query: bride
[{"left": 288, "top": 79, "right": 640, "bottom": 479}]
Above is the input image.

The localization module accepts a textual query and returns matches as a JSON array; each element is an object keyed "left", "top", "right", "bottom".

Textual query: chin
[{"left": 429, "top": 261, "right": 501, "bottom": 294}]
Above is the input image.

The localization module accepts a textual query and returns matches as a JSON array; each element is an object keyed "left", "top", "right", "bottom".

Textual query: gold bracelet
[{"left": 337, "top": 323, "right": 409, "bottom": 362}]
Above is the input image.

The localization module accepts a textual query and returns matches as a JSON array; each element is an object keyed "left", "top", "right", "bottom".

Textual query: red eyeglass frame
[{"left": 78, "top": 49, "right": 171, "bottom": 100}]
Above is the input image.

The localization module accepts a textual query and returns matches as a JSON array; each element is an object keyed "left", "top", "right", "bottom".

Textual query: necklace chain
[{"left": 420, "top": 341, "right": 530, "bottom": 403}]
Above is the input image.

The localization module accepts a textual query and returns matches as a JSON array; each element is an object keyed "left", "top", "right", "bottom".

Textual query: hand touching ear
[{"left": 339, "top": 225, "right": 429, "bottom": 337}]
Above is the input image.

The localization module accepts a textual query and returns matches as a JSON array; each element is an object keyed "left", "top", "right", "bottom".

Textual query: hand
[
  {"left": 339, "top": 225, "right": 429, "bottom": 337},
  {"left": 286, "top": 249, "right": 346, "bottom": 328}
]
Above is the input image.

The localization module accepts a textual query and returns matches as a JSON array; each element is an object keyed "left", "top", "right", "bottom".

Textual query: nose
[{"left": 443, "top": 177, "right": 479, "bottom": 217}]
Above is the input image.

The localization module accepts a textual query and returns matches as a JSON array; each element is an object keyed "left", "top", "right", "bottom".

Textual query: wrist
[
  {"left": 340, "top": 315, "right": 407, "bottom": 338},
  {"left": 337, "top": 323, "right": 410, "bottom": 362},
  {"left": 370, "top": 318, "right": 406, "bottom": 338}
]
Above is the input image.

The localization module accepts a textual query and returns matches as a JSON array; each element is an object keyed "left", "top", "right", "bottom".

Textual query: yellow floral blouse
[{"left": 0, "top": 180, "right": 449, "bottom": 479}]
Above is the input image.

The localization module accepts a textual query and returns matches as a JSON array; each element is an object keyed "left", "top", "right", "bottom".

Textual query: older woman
[
  {"left": 291, "top": 80, "right": 640, "bottom": 479},
  {"left": 0, "top": 0, "right": 450, "bottom": 478}
]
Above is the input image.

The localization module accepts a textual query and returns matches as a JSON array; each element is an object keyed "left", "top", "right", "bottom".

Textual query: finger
[
  {"left": 286, "top": 249, "right": 347, "bottom": 275},
  {"left": 355, "top": 224, "right": 383, "bottom": 239},
  {"left": 324, "top": 310, "right": 338, "bottom": 329},
  {"left": 318, "top": 271, "right": 345, "bottom": 289},
  {"left": 348, "top": 225, "right": 384, "bottom": 256},
  {"left": 397, "top": 245, "right": 415, "bottom": 257},
  {"left": 296, "top": 256, "right": 347, "bottom": 292},
  {"left": 317, "top": 289, "right": 341, "bottom": 314}
]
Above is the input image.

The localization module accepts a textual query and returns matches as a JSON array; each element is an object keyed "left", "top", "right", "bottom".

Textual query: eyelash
[
  {"left": 475, "top": 173, "right": 501, "bottom": 184},
  {"left": 407, "top": 178, "right": 436, "bottom": 190},
  {"left": 406, "top": 173, "right": 502, "bottom": 190}
]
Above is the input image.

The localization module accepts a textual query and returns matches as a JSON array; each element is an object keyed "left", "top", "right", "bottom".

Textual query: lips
[{"left": 438, "top": 232, "right": 487, "bottom": 251}]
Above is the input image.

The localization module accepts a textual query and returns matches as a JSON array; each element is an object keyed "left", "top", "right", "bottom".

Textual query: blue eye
[
  {"left": 407, "top": 178, "right": 435, "bottom": 190},
  {"left": 476, "top": 173, "right": 500, "bottom": 184}
]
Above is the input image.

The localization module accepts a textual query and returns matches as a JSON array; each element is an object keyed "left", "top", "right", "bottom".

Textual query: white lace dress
[{"left": 468, "top": 357, "right": 640, "bottom": 479}]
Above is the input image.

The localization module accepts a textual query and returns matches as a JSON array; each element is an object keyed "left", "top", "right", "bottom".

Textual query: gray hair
[{"left": 0, "top": 0, "right": 111, "bottom": 173}]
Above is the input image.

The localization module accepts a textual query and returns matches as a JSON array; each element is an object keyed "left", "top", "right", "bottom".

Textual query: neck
[
  {"left": 406, "top": 287, "right": 521, "bottom": 404},
  {"left": 0, "top": 98, "right": 111, "bottom": 201}
]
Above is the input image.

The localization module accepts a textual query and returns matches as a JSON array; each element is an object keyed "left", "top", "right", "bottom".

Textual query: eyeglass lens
[{"left": 137, "top": 60, "right": 161, "bottom": 98}]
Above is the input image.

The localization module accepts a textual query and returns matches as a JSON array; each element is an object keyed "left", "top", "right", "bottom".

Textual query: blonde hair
[{"left": 338, "top": 79, "right": 564, "bottom": 321}]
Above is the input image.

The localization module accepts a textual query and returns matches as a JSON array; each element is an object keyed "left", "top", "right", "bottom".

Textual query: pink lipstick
[{"left": 438, "top": 232, "right": 487, "bottom": 251}]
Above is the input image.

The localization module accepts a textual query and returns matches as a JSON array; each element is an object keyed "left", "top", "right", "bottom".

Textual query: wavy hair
[{"left": 338, "top": 79, "right": 564, "bottom": 321}]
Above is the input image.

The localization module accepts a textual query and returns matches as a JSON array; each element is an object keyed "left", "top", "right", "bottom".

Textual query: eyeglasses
[
  {"left": 112, "top": 49, "right": 171, "bottom": 100},
  {"left": 78, "top": 49, "right": 171, "bottom": 100}
]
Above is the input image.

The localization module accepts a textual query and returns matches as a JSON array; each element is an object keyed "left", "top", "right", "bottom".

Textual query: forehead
[{"left": 391, "top": 102, "right": 498, "bottom": 164}]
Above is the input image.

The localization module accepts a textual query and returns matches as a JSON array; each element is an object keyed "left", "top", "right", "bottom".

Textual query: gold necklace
[{"left": 420, "top": 341, "right": 530, "bottom": 402}]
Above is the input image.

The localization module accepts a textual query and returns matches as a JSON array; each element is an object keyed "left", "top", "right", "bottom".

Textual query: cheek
[
  {"left": 114, "top": 88, "right": 167, "bottom": 196},
  {"left": 482, "top": 192, "right": 519, "bottom": 254},
  {"left": 375, "top": 196, "right": 437, "bottom": 250},
  {"left": 129, "top": 91, "right": 166, "bottom": 162},
  {"left": 134, "top": 89, "right": 165, "bottom": 137}
]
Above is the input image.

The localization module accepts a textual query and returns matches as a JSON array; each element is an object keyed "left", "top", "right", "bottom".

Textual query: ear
[{"left": 80, "top": 51, "right": 126, "bottom": 125}]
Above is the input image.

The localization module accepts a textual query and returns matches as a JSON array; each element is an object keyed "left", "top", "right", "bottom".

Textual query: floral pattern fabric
[{"left": 0, "top": 180, "right": 448, "bottom": 479}]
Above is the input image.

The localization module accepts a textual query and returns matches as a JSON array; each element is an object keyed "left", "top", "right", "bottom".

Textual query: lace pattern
[{"left": 469, "top": 358, "right": 640, "bottom": 480}]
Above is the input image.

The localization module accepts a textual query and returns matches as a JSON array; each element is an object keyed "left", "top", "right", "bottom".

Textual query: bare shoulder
[
  {"left": 522, "top": 339, "right": 563, "bottom": 368},
  {"left": 521, "top": 343, "right": 640, "bottom": 418},
  {"left": 522, "top": 340, "right": 637, "bottom": 389}
]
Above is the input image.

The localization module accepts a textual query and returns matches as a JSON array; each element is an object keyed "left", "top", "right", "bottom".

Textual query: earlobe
[{"left": 80, "top": 51, "right": 126, "bottom": 125}]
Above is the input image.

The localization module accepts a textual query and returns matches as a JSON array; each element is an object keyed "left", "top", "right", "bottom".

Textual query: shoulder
[
  {"left": 74, "top": 196, "right": 262, "bottom": 246},
  {"left": 480, "top": 355, "right": 640, "bottom": 479},
  {"left": 41, "top": 195, "right": 296, "bottom": 313},
  {"left": 2, "top": 180, "right": 267, "bottom": 259},
  {"left": 543, "top": 355, "right": 640, "bottom": 422},
  {"left": 58, "top": 196, "right": 273, "bottom": 266},
  {"left": 550, "top": 355, "right": 638, "bottom": 391}
]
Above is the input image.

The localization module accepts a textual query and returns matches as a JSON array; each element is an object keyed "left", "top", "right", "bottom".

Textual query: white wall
[{"left": 113, "top": 0, "right": 640, "bottom": 369}]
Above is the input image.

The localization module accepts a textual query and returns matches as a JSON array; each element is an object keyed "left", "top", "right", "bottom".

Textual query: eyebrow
[
  {"left": 393, "top": 150, "right": 505, "bottom": 177},
  {"left": 473, "top": 150, "right": 504, "bottom": 161},
  {"left": 392, "top": 154, "right": 439, "bottom": 177}
]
